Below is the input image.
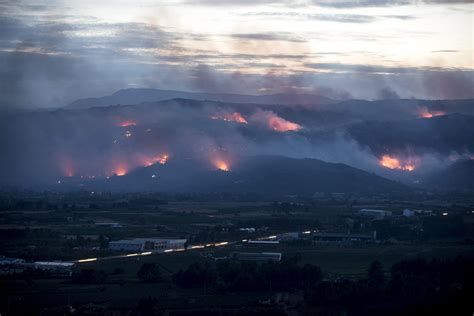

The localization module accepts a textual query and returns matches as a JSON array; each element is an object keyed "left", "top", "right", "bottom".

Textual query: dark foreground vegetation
[
  {"left": 1, "top": 190, "right": 473, "bottom": 315},
  {"left": 3, "top": 256, "right": 472, "bottom": 315}
]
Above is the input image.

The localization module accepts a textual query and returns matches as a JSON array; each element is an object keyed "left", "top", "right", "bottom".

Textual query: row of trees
[{"left": 68, "top": 256, "right": 472, "bottom": 315}]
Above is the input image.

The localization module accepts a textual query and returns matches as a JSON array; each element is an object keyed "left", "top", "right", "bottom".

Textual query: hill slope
[
  {"left": 74, "top": 156, "right": 409, "bottom": 195},
  {"left": 67, "top": 88, "right": 336, "bottom": 109}
]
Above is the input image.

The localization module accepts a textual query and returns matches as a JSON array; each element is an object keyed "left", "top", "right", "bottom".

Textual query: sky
[{"left": 0, "top": 0, "right": 473, "bottom": 108}]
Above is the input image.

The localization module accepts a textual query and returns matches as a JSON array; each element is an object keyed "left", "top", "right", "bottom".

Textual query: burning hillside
[
  {"left": 251, "top": 110, "right": 302, "bottom": 132},
  {"left": 211, "top": 112, "right": 247, "bottom": 124},
  {"left": 116, "top": 118, "right": 138, "bottom": 127},
  {"left": 379, "top": 155, "right": 417, "bottom": 172},
  {"left": 418, "top": 106, "right": 445, "bottom": 118}
]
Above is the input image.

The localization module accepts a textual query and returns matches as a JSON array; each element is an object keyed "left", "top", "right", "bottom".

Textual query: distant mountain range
[
  {"left": 1, "top": 89, "right": 473, "bottom": 193},
  {"left": 67, "top": 88, "right": 337, "bottom": 109}
]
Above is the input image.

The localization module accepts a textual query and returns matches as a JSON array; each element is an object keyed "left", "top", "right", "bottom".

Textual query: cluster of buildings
[
  {"left": 0, "top": 256, "right": 75, "bottom": 276},
  {"left": 109, "top": 238, "right": 186, "bottom": 252},
  {"left": 358, "top": 208, "right": 434, "bottom": 219}
]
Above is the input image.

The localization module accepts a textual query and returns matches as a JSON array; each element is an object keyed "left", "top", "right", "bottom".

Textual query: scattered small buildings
[
  {"left": 95, "top": 222, "right": 122, "bottom": 228},
  {"left": 0, "top": 256, "right": 25, "bottom": 265},
  {"left": 233, "top": 252, "right": 282, "bottom": 262},
  {"left": 403, "top": 209, "right": 433, "bottom": 217},
  {"left": 33, "top": 261, "right": 75, "bottom": 276},
  {"left": 109, "top": 238, "right": 187, "bottom": 252},
  {"left": 312, "top": 232, "right": 375, "bottom": 243},
  {"left": 358, "top": 209, "right": 392, "bottom": 220},
  {"left": 239, "top": 228, "right": 256, "bottom": 233}
]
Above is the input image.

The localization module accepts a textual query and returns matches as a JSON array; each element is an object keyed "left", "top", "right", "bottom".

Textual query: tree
[
  {"left": 73, "top": 269, "right": 107, "bottom": 284},
  {"left": 137, "top": 263, "right": 163, "bottom": 282},
  {"left": 368, "top": 260, "right": 385, "bottom": 290}
]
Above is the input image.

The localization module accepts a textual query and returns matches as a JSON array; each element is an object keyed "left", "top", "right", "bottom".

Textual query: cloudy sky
[{"left": 0, "top": 0, "right": 473, "bottom": 107}]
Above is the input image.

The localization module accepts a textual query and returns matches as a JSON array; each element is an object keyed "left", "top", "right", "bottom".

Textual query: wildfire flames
[
  {"left": 268, "top": 116, "right": 301, "bottom": 132},
  {"left": 211, "top": 112, "right": 248, "bottom": 124},
  {"left": 418, "top": 106, "right": 445, "bottom": 118},
  {"left": 380, "top": 155, "right": 416, "bottom": 171},
  {"left": 252, "top": 110, "right": 301, "bottom": 132},
  {"left": 116, "top": 119, "right": 137, "bottom": 127},
  {"left": 214, "top": 159, "right": 230, "bottom": 172},
  {"left": 114, "top": 166, "right": 128, "bottom": 176},
  {"left": 141, "top": 154, "right": 169, "bottom": 167}
]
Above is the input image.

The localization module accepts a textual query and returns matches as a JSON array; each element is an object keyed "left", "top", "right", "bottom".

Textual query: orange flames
[
  {"left": 380, "top": 155, "right": 416, "bottom": 171},
  {"left": 213, "top": 159, "right": 230, "bottom": 172},
  {"left": 114, "top": 166, "right": 127, "bottom": 176},
  {"left": 141, "top": 154, "right": 169, "bottom": 167},
  {"left": 116, "top": 119, "right": 137, "bottom": 127},
  {"left": 252, "top": 110, "right": 302, "bottom": 132},
  {"left": 211, "top": 112, "right": 248, "bottom": 124},
  {"left": 418, "top": 106, "right": 445, "bottom": 118},
  {"left": 268, "top": 116, "right": 301, "bottom": 132}
]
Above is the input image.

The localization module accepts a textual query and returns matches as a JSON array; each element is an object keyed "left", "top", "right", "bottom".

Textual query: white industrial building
[
  {"left": 34, "top": 261, "right": 75, "bottom": 276},
  {"left": 358, "top": 209, "right": 392, "bottom": 220},
  {"left": 109, "top": 238, "right": 187, "bottom": 252}
]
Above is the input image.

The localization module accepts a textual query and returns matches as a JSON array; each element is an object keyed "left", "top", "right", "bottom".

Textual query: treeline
[
  {"left": 172, "top": 257, "right": 322, "bottom": 292},
  {"left": 67, "top": 256, "right": 473, "bottom": 315},
  {"left": 168, "top": 256, "right": 473, "bottom": 315}
]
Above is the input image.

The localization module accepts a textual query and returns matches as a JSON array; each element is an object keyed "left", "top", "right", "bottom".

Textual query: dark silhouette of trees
[
  {"left": 72, "top": 269, "right": 107, "bottom": 284},
  {"left": 137, "top": 263, "right": 163, "bottom": 283},
  {"left": 367, "top": 260, "right": 385, "bottom": 290}
]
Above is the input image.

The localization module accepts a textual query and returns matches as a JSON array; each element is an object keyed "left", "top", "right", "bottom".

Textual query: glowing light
[
  {"left": 252, "top": 110, "right": 301, "bottom": 132},
  {"left": 418, "top": 106, "right": 445, "bottom": 118},
  {"left": 117, "top": 119, "right": 137, "bottom": 127},
  {"left": 124, "top": 130, "right": 132, "bottom": 138},
  {"left": 114, "top": 166, "right": 127, "bottom": 176},
  {"left": 380, "top": 155, "right": 416, "bottom": 171},
  {"left": 442, "top": 212, "right": 448, "bottom": 216},
  {"left": 164, "top": 249, "right": 174, "bottom": 253},
  {"left": 213, "top": 159, "right": 230, "bottom": 172},
  {"left": 302, "top": 231, "right": 311, "bottom": 234},
  {"left": 158, "top": 154, "right": 169, "bottom": 165},
  {"left": 141, "top": 154, "right": 169, "bottom": 167},
  {"left": 242, "top": 239, "right": 248, "bottom": 242},
  {"left": 141, "top": 252, "right": 152, "bottom": 255},
  {"left": 268, "top": 116, "right": 301, "bottom": 132},
  {"left": 214, "top": 241, "right": 229, "bottom": 247},
  {"left": 59, "top": 155, "right": 74, "bottom": 177},
  {"left": 190, "top": 245, "right": 205, "bottom": 249},
  {"left": 78, "top": 258, "right": 97, "bottom": 263},
  {"left": 211, "top": 112, "right": 248, "bottom": 124},
  {"left": 267, "top": 235, "right": 277, "bottom": 239},
  {"left": 126, "top": 253, "right": 139, "bottom": 257}
]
